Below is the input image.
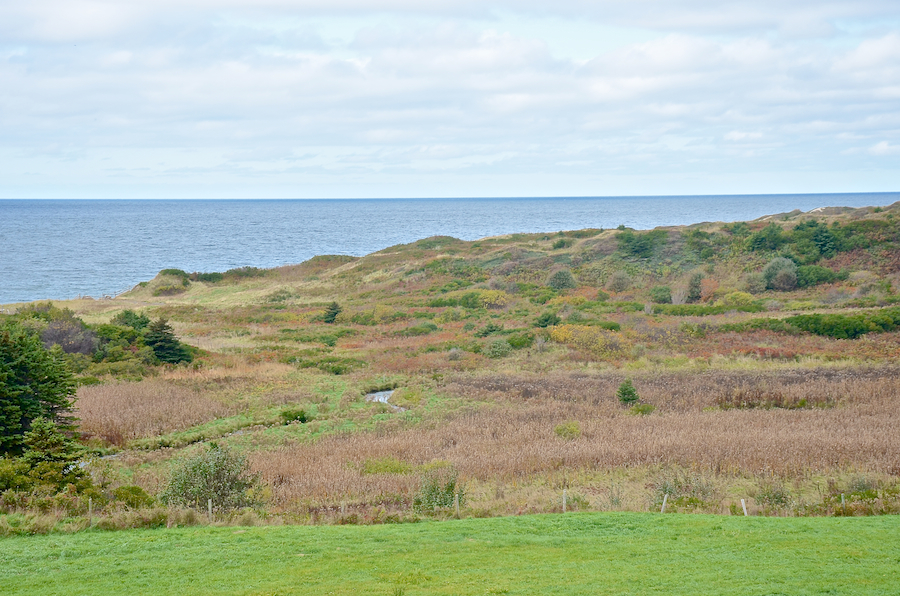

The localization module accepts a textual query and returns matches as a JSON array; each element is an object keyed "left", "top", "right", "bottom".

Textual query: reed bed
[
  {"left": 251, "top": 367, "right": 900, "bottom": 508},
  {"left": 76, "top": 380, "right": 234, "bottom": 446}
]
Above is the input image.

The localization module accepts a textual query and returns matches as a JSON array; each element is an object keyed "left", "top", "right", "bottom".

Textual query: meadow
[
  {"left": 2, "top": 202, "right": 900, "bottom": 529},
  {"left": 2, "top": 513, "right": 899, "bottom": 595}
]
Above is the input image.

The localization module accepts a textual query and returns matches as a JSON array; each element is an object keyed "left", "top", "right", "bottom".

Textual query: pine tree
[
  {"left": 0, "top": 322, "right": 77, "bottom": 455},
  {"left": 322, "top": 302, "right": 342, "bottom": 324},
  {"left": 143, "top": 318, "right": 192, "bottom": 364},
  {"left": 616, "top": 379, "right": 639, "bottom": 406}
]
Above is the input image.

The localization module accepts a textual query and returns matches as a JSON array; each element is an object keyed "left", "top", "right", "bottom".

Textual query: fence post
[
  {"left": 454, "top": 493, "right": 460, "bottom": 518},
  {"left": 660, "top": 493, "right": 668, "bottom": 514},
  {"left": 88, "top": 497, "right": 92, "bottom": 526},
  {"left": 208, "top": 499, "right": 213, "bottom": 522},
  {"left": 741, "top": 499, "right": 748, "bottom": 516},
  {"left": 562, "top": 489, "right": 567, "bottom": 513}
]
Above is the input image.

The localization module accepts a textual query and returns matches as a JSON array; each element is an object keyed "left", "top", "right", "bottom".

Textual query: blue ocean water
[{"left": 1, "top": 193, "right": 897, "bottom": 304}]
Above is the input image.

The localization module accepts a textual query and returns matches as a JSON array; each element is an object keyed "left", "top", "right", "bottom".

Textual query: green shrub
[
  {"left": 506, "top": 332, "right": 534, "bottom": 349},
  {"left": 280, "top": 408, "right": 309, "bottom": 424},
  {"left": 687, "top": 272, "right": 703, "bottom": 303},
  {"left": 534, "top": 312, "right": 561, "bottom": 328},
  {"left": 474, "top": 322, "right": 504, "bottom": 337},
  {"left": 762, "top": 257, "right": 798, "bottom": 291},
  {"left": 616, "top": 379, "right": 639, "bottom": 406},
  {"left": 110, "top": 310, "right": 151, "bottom": 331},
  {"left": 484, "top": 339, "right": 512, "bottom": 359},
  {"left": 630, "top": 403, "right": 656, "bottom": 415},
  {"left": 548, "top": 269, "right": 577, "bottom": 290},
  {"left": 796, "top": 265, "right": 844, "bottom": 288},
  {"left": 397, "top": 322, "right": 439, "bottom": 337},
  {"left": 554, "top": 421, "right": 581, "bottom": 440},
  {"left": 413, "top": 467, "right": 464, "bottom": 512},
  {"left": 160, "top": 445, "right": 258, "bottom": 512},
  {"left": 113, "top": 485, "right": 156, "bottom": 509},
  {"left": 784, "top": 308, "right": 900, "bottom": 339},
  {"left": 649, "top": 286, "right": 672, "bottom": 304},
  {"left": 551, "top": 238, "right": 572, "bottom": 250},
  {"left": 607, "top": 271, "right": 632, "bottom": 293}
]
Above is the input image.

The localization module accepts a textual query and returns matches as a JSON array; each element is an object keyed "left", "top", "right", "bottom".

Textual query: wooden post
[
  {"left": 562, "top": 489, "right": 567, "bottom": 513},
  {"left": 341, "top": 502, "right": 346, "bottom": 517},
  {"left": 88, "top": 497, "right": 92, "bottom": 526},
  {"left": 741, "top": 499, "right": 748, "bottom": 516},
  {"left": 208, "top": 499, "right": 213, "bottom": 522},
  {"left": 841, "top": 494, "right": 845, "bottom": 509},
  {"left": 660, "top": 493, "right": 668, "bottom": 514},
  {"left": 454, "top": 493, "right": 460, "bottom": 518}
]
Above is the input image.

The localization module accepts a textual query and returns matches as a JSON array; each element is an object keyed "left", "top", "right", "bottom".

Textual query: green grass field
[{"left": 2, "top": 513, "right": 898, "bottom": 595}]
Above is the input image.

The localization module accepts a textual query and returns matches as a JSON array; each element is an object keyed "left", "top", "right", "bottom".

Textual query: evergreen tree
[
  {"left": 22, "top": 416, "right": 91, "bottom": 492},
  {"left": 143, "top": 318, "right": 192, "bottom": 364},
  {"left": 0, "top": 322, "right": 77, "bottom": 455},
  {"left": 616, "top": 379, "right": 639, "bottom": 406},
  {"left": 322, "top": 302, "right": 342, "bottom": 324}
]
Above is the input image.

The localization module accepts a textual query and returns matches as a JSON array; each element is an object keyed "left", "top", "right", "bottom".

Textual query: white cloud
[{"left": 0, "top": 1, "right": 898, "bottom": 197}]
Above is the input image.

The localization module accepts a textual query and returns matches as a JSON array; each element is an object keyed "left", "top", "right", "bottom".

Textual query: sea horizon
[{"left": 2, "top": 192, "right": 898, "bottom": 304}]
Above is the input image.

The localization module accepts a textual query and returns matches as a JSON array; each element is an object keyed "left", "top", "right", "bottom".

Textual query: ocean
[{"left": 1, "top": 193, "right": 897, "bottom": 304}]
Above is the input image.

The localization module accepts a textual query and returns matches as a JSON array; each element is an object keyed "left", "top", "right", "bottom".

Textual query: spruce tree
[
  {"left": 0, "top": 322, "right": 77, "bottom": 455},
  {"left": 322, "top": 302, "right": 342, "bottom": 324},
  {"left": 616, "top": 379, "right": 639, "bottom": 406},
  {"left": 143, "top": 318, "right": 192, "bottom": 364}
]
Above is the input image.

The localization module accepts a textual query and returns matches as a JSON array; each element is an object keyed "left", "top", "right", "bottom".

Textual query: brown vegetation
[{"left": 251, "top": 367, "right": 900, "bottom": 511}]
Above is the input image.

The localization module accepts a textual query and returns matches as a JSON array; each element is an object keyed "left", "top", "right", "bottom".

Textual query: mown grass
[{"left": 2, "top": 513, "right": 898, "bottom": 595}]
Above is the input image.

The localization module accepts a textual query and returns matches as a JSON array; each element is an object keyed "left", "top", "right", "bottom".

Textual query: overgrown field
[
  {"left": 2, "top": 513, "right": 899, "bottom": 595},
  {"left": 2, "top": 202, "right": 900, "bottom": 528}
]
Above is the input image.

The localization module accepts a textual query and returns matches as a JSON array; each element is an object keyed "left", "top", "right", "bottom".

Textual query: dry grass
[
  {"left": 76, "top": 379, "right": 234, "bottom": 446},
  {"left": 250, "top": 367, "right": 900, "bottom": 510}
]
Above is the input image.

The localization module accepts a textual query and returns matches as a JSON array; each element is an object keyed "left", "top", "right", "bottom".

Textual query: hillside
[{"left": 2, "top": 202, "right": 900, "bottom": 530}]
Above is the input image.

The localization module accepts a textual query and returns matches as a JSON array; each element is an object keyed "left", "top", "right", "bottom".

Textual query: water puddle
[{"left": 365, "top": 390, "right": 405, "bottom": 412}]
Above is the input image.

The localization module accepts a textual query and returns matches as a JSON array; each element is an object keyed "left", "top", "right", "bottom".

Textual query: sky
[{"left": 1, "top": 0, "right": 899, "bottom": 199}]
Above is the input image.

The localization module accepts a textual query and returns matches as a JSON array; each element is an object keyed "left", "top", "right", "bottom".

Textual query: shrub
[
  {"left": 607, "top": 271, "right": 632, "bottom": 293},
  {"left": 474, "top": 322, "right": 504, "bottom": 337},
  {"left": 616, "top": 379, "right": 639, "bottom": 406},
  {"left": 160, "top": 445, "right": 258, "bottom": 512},
  {"left": 484, "top": 339, "right": 512, "bottom": 359},
  {"left": 785, "top": 308, "right": 900, "bottom": 339},
  {"left": 280, "top": 408, "right": 308, "bottom": 424},
  {"left": 649, "top": 286, "right": 672, "bottom": 304},
  {"left": 796, "top": 265, "right": 843, "bottom": 288},
  {"left": 548, "top": 270, "right": 577, "bottom": 290},
  {"left": 554, "top": 421, "right": 581, "bottom": 440},
  {"left": 413, "top": 467, "right": 464, "bottom": 511},
  {"left": 110, "top": 310, "right": 151, "bottom": 331},
  {"left": 762, "top": 257, "right": 798, "bottom": 291},
  {"left": 687, "top": 272, "right": 703, "bottom": 303},
  {"left": 717, "top": 291, "right": 756, "bottom": 308},
  {"left": 113, "top": 485, "right": 156, "bottom": 509},
  {"left": 630, "top": 403, "right": 656, "bottom": 415},
  {"left": 534, "top": 312, "right": 561, "bottom": 328},
  {"left": 506, "top": 332, "right": 534, "bottom": 349}
]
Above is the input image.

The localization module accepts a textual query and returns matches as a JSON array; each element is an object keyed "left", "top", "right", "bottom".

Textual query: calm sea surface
[{"left": 1, "top": 194, "right": 897, "bottom": 304}]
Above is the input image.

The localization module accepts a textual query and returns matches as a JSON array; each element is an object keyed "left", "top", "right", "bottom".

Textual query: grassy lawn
[{"left": 2, "top": 513, "right": 898, "bottom": 595}]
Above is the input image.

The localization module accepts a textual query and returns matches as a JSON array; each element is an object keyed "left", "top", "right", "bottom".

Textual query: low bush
[
  {"left": 784, "top": 308, "right": 900, "bottom": 339},
  {"left": 413, "top": 467, "right": 464, "bottom": 512},
  {"left": 649, "top": 286, "right": 672, "bottom": 304},
  {"left": 554, "top": 421, "right": 581, "bottom": 440},
  {"left": 160, "top": 444, "right": 258, "bottom": 512},
  {"left": 484, "top": 339, "right": 512, "bottom": 359},
  {"left": 616, "top": 379, "right": 639, "bottom": 406}
]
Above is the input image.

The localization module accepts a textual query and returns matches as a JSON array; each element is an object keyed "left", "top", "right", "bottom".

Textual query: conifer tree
[
  {"left": 323, "top": 302, "right": 342, "bottom": 324},
  {"left": 0, "top": 322, "right": 76, "bottom": 455},
  {"left": 143, "top": 318, "right": 192, "bottom": 364}
]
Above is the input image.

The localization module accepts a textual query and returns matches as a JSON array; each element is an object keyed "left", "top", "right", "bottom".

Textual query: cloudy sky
[{"left": 1, "top": 1, "right": 898, "bottom": 198}]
